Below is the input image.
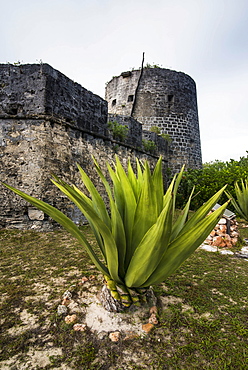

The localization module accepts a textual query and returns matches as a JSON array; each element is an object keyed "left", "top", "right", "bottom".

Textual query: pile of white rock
[{"left": 205, "top": 216, "right": 239, "bottom": 248}]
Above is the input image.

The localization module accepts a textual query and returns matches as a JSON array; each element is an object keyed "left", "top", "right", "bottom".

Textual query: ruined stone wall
[
  {"left": 0, "top": 63, "right": 108, "bottom": 134},
  {"left": 105, "top": 71, "right": 141, "bottom": 116},
  {"left": 105, "top": 68, "right": 202, "bottom": 173},
  {"left": 1, "top": 117, "right": 164, "bottom": 229},
  {"left": 0, "top": 64, "right": 167, "bottom": 230}
]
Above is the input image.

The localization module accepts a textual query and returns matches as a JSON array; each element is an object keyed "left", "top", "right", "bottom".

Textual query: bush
[
  {"left": 150, "top": 126, "right": 161, "bottom": 134},
  {"left": 176, "top": 153, "right": 248, "bottom": 211},
  {"left": 142, "top": 139, "right": 156, "bottom": 153},
  {"left": 108, "top": 121, "right": 128, "bottom": 141}
]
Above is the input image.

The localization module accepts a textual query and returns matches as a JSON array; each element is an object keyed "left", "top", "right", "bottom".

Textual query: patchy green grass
[{"left": 0, "top": 225, "right": 247, "bottom": 369}]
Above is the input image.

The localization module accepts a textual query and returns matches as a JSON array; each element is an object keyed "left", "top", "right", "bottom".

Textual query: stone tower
[{"left": 105, "top": 67, "right": 202, "bottom": 172}]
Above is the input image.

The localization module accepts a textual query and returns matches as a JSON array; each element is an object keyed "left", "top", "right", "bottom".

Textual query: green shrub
[
  {"left": 142, "top": 139, "right": 156, "bottom": 153},
  {"left": 144, "top": 63, "right": 162, "bottom": 69},
  {"left": 108, "top": 121, "right": 128, "bottom": 141},
  {"left": 150, "top": 126, "right": 161, "bottom": 134},
  {"left": 176, "top": 153, "right": 248, "bottom": 211}
]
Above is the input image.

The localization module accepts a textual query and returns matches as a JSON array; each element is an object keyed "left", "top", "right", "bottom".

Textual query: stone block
[{"left": 28, "top": 208, "right": 45, "bottom": 220}]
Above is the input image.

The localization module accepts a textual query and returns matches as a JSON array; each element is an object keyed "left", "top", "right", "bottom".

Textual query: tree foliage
[{"left": 176, "top": 152, "right": 248, "bottom": 211}]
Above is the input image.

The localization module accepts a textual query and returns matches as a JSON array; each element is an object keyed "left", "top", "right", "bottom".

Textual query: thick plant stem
[
  {"left": 100, "top": 284, "right": 126, "bottom": 312},
  {"left": 100, "top": 276, "right": 157, "bottom": 312}
]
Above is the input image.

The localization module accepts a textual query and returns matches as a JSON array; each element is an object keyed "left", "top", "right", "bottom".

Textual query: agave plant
[
  {"left": 225, "top": 179, "right": 248, "bottom": 222},
  {"left": 3, "top": 156, "right": 229, "bottom": 310}
]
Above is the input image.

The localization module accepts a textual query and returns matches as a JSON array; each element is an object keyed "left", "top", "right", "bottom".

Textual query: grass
[{"left": 0, "top": 225, "right": 247, "bottom": 369}]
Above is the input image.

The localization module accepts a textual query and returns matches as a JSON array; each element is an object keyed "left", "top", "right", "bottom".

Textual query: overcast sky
[{"left": 1, "top": 0, "right": 248, "bottom": 163}]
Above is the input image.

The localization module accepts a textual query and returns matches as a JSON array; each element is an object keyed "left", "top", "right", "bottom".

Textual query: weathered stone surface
[
  {"left": 210, "top": 230, "right": 216, "bottom": 237},
  {"left": 97, "top": 331, "right": 108, "bottom": 340},
  {"left": 65, "top": 314, "right": 78, "bottom": 324},
  {"left": 28, "top": 208, "right": 45, "bottom": 220},
  {"left": 149, "top": 306, "right": 158, "bottom": 315},
  {"left": 0, "top": 63, "right": 108, "bottom": 134},
  {"left": 205, "top": 212, "right": 239, "bottom": 248},
  {"left": 219, "top": 218, "right": 227, "bottom": 225},
  {"left": 57, "top": 304, "right": 68, "bottom": 315},
  {"left": 62, "top": 298, "right": 71, "bottom": 306},
  {"left": 219, "top": 224, "right": 227, "bottom": 233},
  {"left": 142, "top": 323, "right": 154, "bottom": 333},
  {"left": 73, "top": 323, "right": 87, "bottom": 331},
  {"left": 241, "top": 246, "right": 248, "bottom": 254},
  {"left": 148, "top": 313, "right": 158, "bottom": 325},
  {"left": 63, "top": 290, "right": 72, "bottom": 300},
  {"left": 0, "top": 63, "right": 176, "bottom": 230},
  {"left": 123, "top": 331, "right": 139, "bottom": 340},
  {"left": 232, "top": 237, "right": 238, "bottom": 245},
  {"left": 80, "top": 276, "right": 89, "bottom": 284},
  {"left": 109, "top": 331, "right": 121, "bottom": 342},
  {"left": 212, "top": 236, "right": 226, "bottom": 247}
]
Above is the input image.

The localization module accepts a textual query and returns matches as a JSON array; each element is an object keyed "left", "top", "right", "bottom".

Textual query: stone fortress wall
[
  {"left": 0, "top": 64, "right": 169, "bottom": 230},
  {"left": 105, "top": 68, "right": 202, "bottom": 172}
]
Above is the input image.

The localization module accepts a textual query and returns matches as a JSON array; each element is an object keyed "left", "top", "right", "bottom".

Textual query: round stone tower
[{"left": 105, "top": 67, "right": 202, "bottom": 172}]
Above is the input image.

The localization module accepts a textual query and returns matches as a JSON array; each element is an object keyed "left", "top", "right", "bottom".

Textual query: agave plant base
[
  {"left": 99, "top": 284, "right": 128, "bottom": 312},
  {"left": 99, "top": 278, "right": 157, "bottom": 312}
]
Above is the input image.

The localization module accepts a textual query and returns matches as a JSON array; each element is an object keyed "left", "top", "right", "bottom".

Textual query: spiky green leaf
[
  {"left": 125, "top": 193, "right": 173, "bottom": 287},
  {"left": 142, "top": 201, "right": 229, "bottom": 287}
]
